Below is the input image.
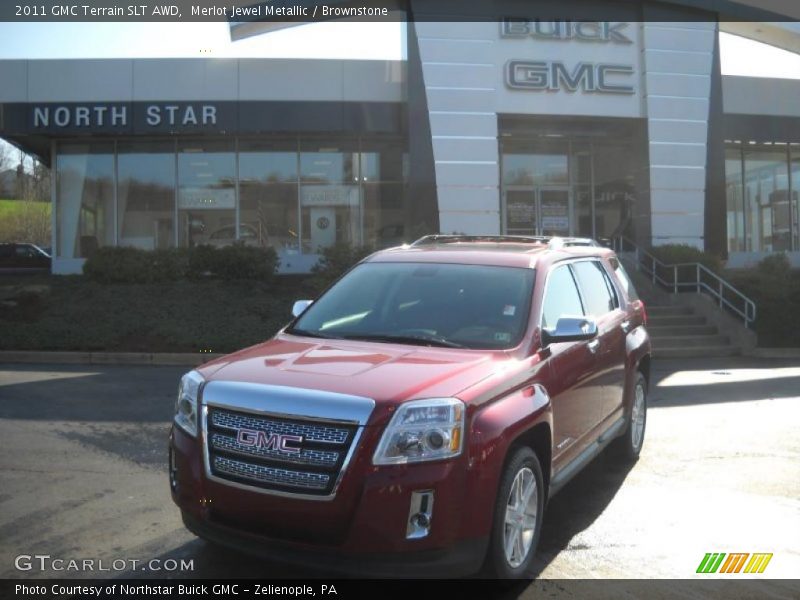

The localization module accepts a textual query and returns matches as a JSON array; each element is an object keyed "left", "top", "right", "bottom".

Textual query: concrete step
[
  {"left": 647, "top": 324, "right": 718, "bottom": 336},
  {"left": 646, "top": 305, "right": 694, "bottom": 317},
  {"left": 650, "top": 335, "right": 730, "bottom": 348},
  {"left": 654, "top": 345, "right": 742, "bottom": 359},
  {"left": 647, "top": 315, "right": 706, "bottom": 327}
]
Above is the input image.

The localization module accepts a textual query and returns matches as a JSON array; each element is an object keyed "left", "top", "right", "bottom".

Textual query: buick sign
[{"left": 501, "top": 20, "right": 633, "bottom": 44}]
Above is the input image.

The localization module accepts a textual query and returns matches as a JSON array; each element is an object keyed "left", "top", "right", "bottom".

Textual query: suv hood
[{"left": 199, "top": 333, "right": 502, "bottom": 404}]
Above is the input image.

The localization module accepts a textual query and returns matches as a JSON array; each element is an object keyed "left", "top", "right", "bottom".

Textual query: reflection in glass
[
  {"left": 177, "top": 140, "right": 236, "bottom": 248},
  {"left": 51, "top": 135, "right": 411, "bottom": 270},
  {"left": 239, "top": 141, "right": 300, "bottom": 258},
  {"left": 725, "top": 147, "right": 745, "bottom": 252},
  {"left": 592, "top": 154, "right": 636, "bottom": 240},
  {"left": 117, "top": 141, "right": 175, "bottom": 250},
  {"left": 743, "top": 149, "right": 790, "bottom": 252},
  {"left": 364, "top": 183, "right": 406, "bottom": 247},
  {"left": 300, "top": 141, "right": 362, "bottom": 253},
  {"left": 792, "top": 147, "right": 800, "bottom": 251},
  {"left": 502, "top": 154, "right": 568, "bottom": 186},
  {"left": 56, "top": 142, "right": 114, "bottom": 258}
]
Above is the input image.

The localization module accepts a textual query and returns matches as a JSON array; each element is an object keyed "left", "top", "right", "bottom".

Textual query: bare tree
[
  {"left": 0, "top": 140, "right": 10, "bottom": 170},
  {"left": 0, "top": 145, "right": 51, "bottom": 245},
  {"left": 0, "top": 140, "right": 12, "bottom": 197}
]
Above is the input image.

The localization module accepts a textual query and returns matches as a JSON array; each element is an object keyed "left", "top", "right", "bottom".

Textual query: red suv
[{"left": 169, "top": 235, "right": 651, "bottom": 578}]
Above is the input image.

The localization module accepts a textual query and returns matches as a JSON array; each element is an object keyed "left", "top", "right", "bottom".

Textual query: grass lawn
[
  {"left": 0, "top": 274, "right": 313, "bottom": 353},
  {"left": 0, "top": 198, "right": 50, "bottom": 219}
]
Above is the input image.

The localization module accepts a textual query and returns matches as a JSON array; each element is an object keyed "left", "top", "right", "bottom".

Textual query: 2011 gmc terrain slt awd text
[{"left": 169, "top": 235, "right": 651, "bottom": 578}]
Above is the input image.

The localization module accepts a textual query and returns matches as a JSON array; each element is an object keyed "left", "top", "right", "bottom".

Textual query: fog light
[{"left": 406, "top": 490, "right": 434, "bottom": 539}]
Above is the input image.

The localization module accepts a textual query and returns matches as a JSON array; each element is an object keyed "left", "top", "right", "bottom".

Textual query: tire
[
  {"left": 484, "top": 446, "right": 545, "bottom": 579},
  {"left": 612, "top": 371, "right": 647, "bottom": 462}
]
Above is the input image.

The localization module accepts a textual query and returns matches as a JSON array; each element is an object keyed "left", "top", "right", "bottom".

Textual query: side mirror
[
  {"left": 542, "top": 316, "right": 598, "bottom": 346},
  {"left": 291, "top": 299, "right": 313, "bottom": 318}
]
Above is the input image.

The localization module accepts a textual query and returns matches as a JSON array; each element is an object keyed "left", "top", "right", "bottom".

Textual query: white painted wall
[
  {"left": 641, "top": 22, "right": 717, "bottom": 249},
  {"left": 415, "top": 22, "right": 501, "bottom": 235}
]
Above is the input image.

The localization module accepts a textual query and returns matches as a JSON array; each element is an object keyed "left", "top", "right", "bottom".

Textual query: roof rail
[{"left": 410, "top": 234, "right": 600, "bottom": 249}]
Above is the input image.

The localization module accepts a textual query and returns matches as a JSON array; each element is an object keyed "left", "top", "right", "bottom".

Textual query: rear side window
[
  {"left": 572, "top": 260, "right": 617, "bottom": 317},
  {"left": 609, "top": 257, "right": 640, "bottom": 301},
  {"left": 542, "top": 265, "right": 584, "bottom": 329}
]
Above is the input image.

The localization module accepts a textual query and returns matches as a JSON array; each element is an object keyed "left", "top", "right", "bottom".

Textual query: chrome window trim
[{"left": 201, "top": 381, "right": 375, "bottom": 501}]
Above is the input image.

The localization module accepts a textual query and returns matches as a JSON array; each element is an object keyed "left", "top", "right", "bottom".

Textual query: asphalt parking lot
[{"left": 0, "top": 358, "right": 798, "bottom": 591}]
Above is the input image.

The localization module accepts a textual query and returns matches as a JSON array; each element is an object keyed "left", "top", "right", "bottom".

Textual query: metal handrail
[{"left": 612, "top": 237, "right": 757, "bottom": 328}]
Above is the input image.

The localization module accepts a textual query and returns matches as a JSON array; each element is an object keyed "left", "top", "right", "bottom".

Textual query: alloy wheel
[{"left": 502, "top": 467, "right": 538, "bottom": 568}]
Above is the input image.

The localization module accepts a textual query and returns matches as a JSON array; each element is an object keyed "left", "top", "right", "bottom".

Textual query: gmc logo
[
  {"left": 236, "top": 428, "right": 303, "bottom": 454},
  {"left": 506, "top": 60, "right": 635, "bottom": 94}
]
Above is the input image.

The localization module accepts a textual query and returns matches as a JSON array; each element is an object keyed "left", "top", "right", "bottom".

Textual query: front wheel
[
  {"left": 484, "top": 447, "right": 545, "bottom": 579},
  {"left": 612, "top": 371, "right": 647, "bottom": 461}
]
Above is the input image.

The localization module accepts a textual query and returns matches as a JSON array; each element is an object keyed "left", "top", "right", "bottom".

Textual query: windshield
[{"left": 288, "top": 262, "right": 535, "bottom": 350}]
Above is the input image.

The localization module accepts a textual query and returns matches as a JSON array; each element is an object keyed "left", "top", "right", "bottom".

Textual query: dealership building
[{"left": 1, "top": 2, "right": 800, "bottom": 273}]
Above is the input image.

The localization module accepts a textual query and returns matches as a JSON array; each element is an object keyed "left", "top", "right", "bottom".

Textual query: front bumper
[
  {"left": 171, "top": 423, "right": 489, "bottom": 577},
  {"left": 182, "top": 510, "right": 487, "bottom": 578}
]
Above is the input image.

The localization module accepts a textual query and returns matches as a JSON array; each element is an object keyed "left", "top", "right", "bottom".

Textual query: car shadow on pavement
[
  {"left": 124, "top": 537, "right": 343, "bottom": 580},
  {"left": 530, "top": 449, "right": 635, "bottom": 578}
]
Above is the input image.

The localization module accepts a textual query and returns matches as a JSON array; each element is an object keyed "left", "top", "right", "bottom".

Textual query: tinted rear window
[
  {"left": 572, "top": 260, "right": 617, "bottom": 317},
  {"left": 609, "top": 257, "right": 640, "bottom": 301}
]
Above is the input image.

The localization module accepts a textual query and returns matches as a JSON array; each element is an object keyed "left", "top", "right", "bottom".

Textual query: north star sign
[{"left": 31, "top": 104, "right": 218, "bottom": 129}]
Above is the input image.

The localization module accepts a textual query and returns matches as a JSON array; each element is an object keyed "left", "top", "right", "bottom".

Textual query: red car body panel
[{"left": 171, "top": 241, "right": 651, "bottom": 576}]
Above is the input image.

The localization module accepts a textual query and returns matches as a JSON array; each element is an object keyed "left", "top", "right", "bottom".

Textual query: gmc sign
[{"left": 505, "top": 60, "right": 635, "bottom": 94}]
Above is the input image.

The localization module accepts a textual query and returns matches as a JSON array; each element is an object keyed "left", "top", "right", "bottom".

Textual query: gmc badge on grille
[{"left": 236, "top": 428, "right": 303, "bottom": 454}]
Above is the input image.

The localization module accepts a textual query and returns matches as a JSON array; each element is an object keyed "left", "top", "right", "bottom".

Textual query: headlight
[
  {"left": 174, "top": 370, "right": 204, "bottom": 437},
  {"left": 373, "top": 398, "right": 465, "bottom": 465}
]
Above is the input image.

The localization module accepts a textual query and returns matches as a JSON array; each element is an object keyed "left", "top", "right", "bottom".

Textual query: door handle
[
  {"left": 587, "top": 339, "right": 600, "bottom": 354},
  {"left": 621, "top": 320, "right": 631, "bottom": 333}
]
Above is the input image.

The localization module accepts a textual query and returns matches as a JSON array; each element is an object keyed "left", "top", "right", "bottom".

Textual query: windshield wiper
[{"left": 340, "top": 333, "right": 466, "bottom": 348}]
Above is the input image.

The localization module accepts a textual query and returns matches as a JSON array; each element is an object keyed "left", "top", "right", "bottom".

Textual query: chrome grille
[
  {"left": 209, "top": 433, "right": 340, "bottom": 468},
  {"left": 206, "top": 406, "right": 357, "bottom": 496},
  {"left": 210, "top": 409, "right": 350, "bottom": 444},
  {"left": 212, "top": 456, "right": 330, "bottom": 491}
]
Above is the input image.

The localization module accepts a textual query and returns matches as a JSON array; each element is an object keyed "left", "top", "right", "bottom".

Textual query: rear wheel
[
  {"left": 612, "top": 371, "right": 647, "bottom": 461},
  {"left": 484, "top": 447, "right": 545, "bottom": 579}
]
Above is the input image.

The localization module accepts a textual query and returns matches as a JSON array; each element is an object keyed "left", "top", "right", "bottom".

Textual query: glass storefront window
[
  {"left": 56, "top": 142, "right": 114, "bottom": 258},
  {"left": 300, "top": 140, "right": 362, "bottom": 253},
  {"left": 792, "top": 147, "right": 800, "bottom": 251},
  {"left": 592, "top": 145, "right": 637, "bottom": 240},
  {"left": 500, "top": 136, "right": 642, "bottom": 241},
  {"left": 726, "top": 144, "right": 800, "bottom": 252},
  {"left": 52, "top": 135, "right": 408, "bottom": 269},
  {"left": 239, "top": 140, "right": 300, "bottom": 258},
  {"left": 502, "top": 154, "right": 568, "bottom": 186},
  {"left": 725, "top": 148, "right": 745, "bottom": 252},
  {"left": 117, "top": 141, "right": 176, "bottom": 250},
  {"left": 364, "top": 182, "right": 405, "bottom": 247},
  {"left": 743, "top": 148, "right": 791, "bottom": 252},
  {"left": 177, "top": 140, "right": 235, "bottom": 248}
]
